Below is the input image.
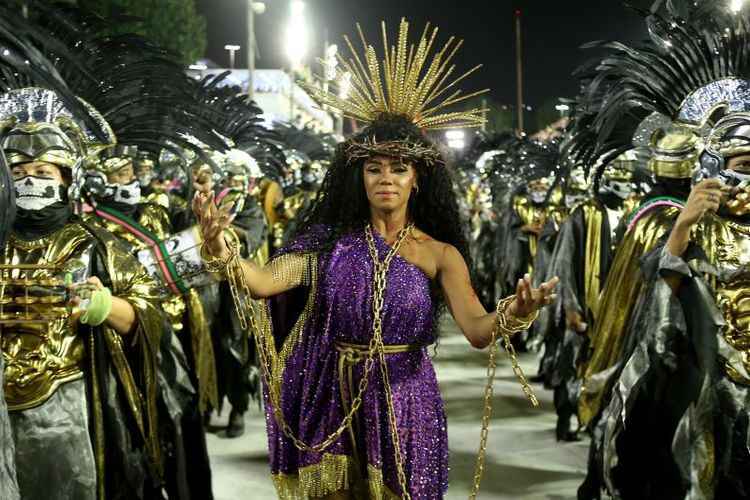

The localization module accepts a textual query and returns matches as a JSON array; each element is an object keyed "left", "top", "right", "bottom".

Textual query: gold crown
[{"left": 302, "top": 18, "right": 489, "bottom": 130}]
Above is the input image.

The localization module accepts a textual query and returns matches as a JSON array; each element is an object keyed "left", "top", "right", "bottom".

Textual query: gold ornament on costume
[
  {"left": 301, "top": 18, "right": 489, "bottom": 131},
  {"left": 648, "top": 129, "right": 698, "bottom": 179}
]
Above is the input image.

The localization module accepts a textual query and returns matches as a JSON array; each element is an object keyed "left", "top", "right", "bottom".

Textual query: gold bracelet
[
  {"left": 494, "top": 294, "right": 538, "bottom": 337},
  {"left": 201, "top": 243, "right": 237, "bottom": 277},
  {"left": 492, "top": 294, "right": 540, "bottom": 407}
]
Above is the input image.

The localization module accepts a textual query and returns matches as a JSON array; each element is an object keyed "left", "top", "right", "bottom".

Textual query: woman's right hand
[{"left": 193, "top": 191, "right": 233, "bottom": 261}]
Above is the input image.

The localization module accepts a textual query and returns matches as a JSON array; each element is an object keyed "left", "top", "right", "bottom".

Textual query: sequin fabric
[
  {"left": 677, "top": 78, "right": 750, "bottom": 125},
  {"left": 266, "top": 228, "right": 449, "bottom": 499}
]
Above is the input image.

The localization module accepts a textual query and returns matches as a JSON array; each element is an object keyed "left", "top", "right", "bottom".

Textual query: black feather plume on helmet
[{"left": 571, "top": 6, "right": 750, "bottom": 189}]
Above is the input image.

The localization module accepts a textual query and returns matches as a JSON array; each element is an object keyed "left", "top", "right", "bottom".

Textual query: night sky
[{"left": 196, "top": 0, "right": 653, "bottom": 111}]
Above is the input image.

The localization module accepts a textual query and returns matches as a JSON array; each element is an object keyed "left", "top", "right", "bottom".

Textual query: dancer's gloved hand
[{"left": 509, "top": 273, "right": 559, "bottom": 318}]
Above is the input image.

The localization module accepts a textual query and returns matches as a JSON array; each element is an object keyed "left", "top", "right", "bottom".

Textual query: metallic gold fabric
[
  {"left": 693, "top": 215, "right": 750, "bottom": 385},
  {"left": 271, "top": 453, "right": 400, "bottom": 500},
  {"left": 513, "top": 196, "right": 546, "bottom": 261},
  {"left": 95, "top": 230, "right": 164, "bottom": 475},
  {"left": 649, "top": 159, "right": 695, "bottom": 179},
  {"left": 83, "top": 203, "right": 171, "bottom": 250},
  {"left": 144, "top": 191, "right": 170, "bottom": 210},
  {"left": 582, "top": 202, "right": 604, "bottom": 323},
  {"left": 1, "top": 226, "right": 93, "bottom": 410},
  {"left": 1, "top": 222, "right": 165, "bottom": 484},
  {"left": 578, "top": 206, "right": 680, "bottom": 425},
  {"left": 186, "top": 288, "right": 218, "bottom": 412}
]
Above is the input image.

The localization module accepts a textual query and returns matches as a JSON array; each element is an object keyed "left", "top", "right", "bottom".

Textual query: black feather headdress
[
  {"left": 572, "top": 6, "right": 750, "bottom": 186},
  {"left": 187, "top": 72, "right": 288, "bottom": 183}
]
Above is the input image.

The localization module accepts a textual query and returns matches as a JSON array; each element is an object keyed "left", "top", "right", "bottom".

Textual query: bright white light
[
  {"left": 445, "top": 130, "right": 465, "bottom": 140},
  {"left": 290, "top": 0, "right": 305, "bottom": 15},
  {"left": 731, "top": 0, "right": 744, "bottom": 13},
  {"left": 251, "top": 1, "right": 267, "bottom": 14},
  {"left": 189, "top": 63, "right": 208, "bottom": 71},
  {"left": 324, "top": 44, "right": 339, "bottom": 80},
  {"left": 224, "top": 44, "right": 241, "bottom": 51},
  {"left": 555, "top": 104, "right": 570, "bottom": 112},
  {"left": 448, "top": 139, "right": 465, "bottom": 149},
  {"left": 286, "top": 1, "right": 307, "bottom": 69},
  {"left": 338, "top": 72, "right": 352, "bottom": 99}
]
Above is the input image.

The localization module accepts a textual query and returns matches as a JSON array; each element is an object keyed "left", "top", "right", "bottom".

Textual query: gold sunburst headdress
[{"left": 302, "top": 18, "right": 489, "bottom": 164}]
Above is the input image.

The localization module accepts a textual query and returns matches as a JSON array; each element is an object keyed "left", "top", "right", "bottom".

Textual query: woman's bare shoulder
[{"left": 411, "top": 228, "right": 461, "bottom": 263}]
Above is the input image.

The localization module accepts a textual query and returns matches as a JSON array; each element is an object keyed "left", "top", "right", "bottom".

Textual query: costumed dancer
[
  {"left": 194, "top": 19, "right": 558, "bottom": 499},
  {"left": 578, "top": 122, "right": 696, "bottom": 428},
  {"left": 570, "top": 6, "right": 750, "bottom": 498},
  {"left": 0, "top": 88, "right": 164, "bottom": 500},
  {"left": 495, "top": 139, "right": 556, "bottom": 300},
  {"left": 176, "top": 74, "right": 278, "bottom": 437},
  {"left": 0, "top": 145, "right": 19, "bottom": 500},
  {"left": 545, "top": 149, "right": 634, "bottom": 442},
  {"left": 533, "top": 165, "right": 587, "bottom": 388}
]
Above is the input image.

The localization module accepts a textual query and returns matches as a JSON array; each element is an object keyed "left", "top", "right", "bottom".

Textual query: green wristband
[{"left": 80, "top": 287, "right": 113, "bottom": 326}]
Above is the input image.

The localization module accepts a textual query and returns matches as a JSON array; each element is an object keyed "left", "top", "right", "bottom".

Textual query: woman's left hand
[{"left": 509, "top": 273, "right": 559, "bottom": 318}]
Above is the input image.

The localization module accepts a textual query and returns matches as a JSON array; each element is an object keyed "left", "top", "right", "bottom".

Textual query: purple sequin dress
[{"left": 264, "top": 229, "right": 449, "bottom": 499}]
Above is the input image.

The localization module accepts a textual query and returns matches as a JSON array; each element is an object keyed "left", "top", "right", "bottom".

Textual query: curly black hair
[{"left": 290, "top": 114, "right": 472, "bottom": 319}]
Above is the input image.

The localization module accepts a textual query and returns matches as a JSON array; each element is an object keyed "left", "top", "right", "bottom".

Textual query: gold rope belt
[{"left": 334, "top": 341, "right": 429, "bottom": 465}]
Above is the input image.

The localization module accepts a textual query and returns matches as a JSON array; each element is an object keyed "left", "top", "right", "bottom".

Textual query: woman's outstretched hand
[
  {"left": 193, "top": 191, "right": 233, "bottom": 261},
  {"left": 509, "top": 274, "right": 559, "bottom": 318}
]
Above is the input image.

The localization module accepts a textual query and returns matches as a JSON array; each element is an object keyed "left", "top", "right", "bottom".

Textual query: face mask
[
  {"left": 530, "top": 190, "right": 547, "bottom": 204},
  {"left": 600, "top": 179, "right": 632, "bottom": 200},
  {"left": 113, "top": 180, "right": 141, "bottom": 205},
  {"left": 565, "top": 194, "right": 587, "bottom": 208},
  {"left": 137, "top": 172, "right": 154, "bottom": 188},
  {"left": 719, "top": 168, "right": 750, "bottom": 188},
  {"left": 14, "top": 176, "right": 65, "bottom": 211}
]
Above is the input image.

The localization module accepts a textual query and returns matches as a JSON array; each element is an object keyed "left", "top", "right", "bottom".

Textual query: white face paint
[
  {"left": 113, "top": 180, "right": 141, "bottom": 205},
  {"left": 14, "top": 176, "right": 65, "bottom": 210},
  {"left": 530, "top": 190, "right": 547, "bottom": 204}
]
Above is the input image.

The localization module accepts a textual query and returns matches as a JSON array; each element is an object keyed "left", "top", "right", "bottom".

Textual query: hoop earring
[{"left": 413, "top": 184, "right": 420, "bottom": 194}]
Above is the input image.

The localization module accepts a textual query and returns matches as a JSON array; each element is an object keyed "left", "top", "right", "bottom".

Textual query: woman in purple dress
[{"left": 194, "top": 20, "right": 557, "bottom": 500}]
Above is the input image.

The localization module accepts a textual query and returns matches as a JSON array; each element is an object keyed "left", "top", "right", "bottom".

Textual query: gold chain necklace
[{"left": 364, "top": 223, "right": 414, "bottom": 500}]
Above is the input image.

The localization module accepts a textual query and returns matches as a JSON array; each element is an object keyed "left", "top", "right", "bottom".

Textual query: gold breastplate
[
  {"left": 1, "top": 225, "right": 94, "bottom": 410},
  {"left": 698, "top": 216, "right": 750, "bottom": 384}
]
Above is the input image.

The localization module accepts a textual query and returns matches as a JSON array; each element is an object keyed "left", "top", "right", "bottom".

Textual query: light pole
[
  {"left": 514, "top": 9, "right": 525, "bottom": 137},
  {"left": 224, "top": 44, "right": 241, "bottom": 69},
  {"left": 285, "top": 0, "right": 307, "bottom": 124},
  {"left": 246, "top": 1, "right": 266, "bottom": 101}
]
